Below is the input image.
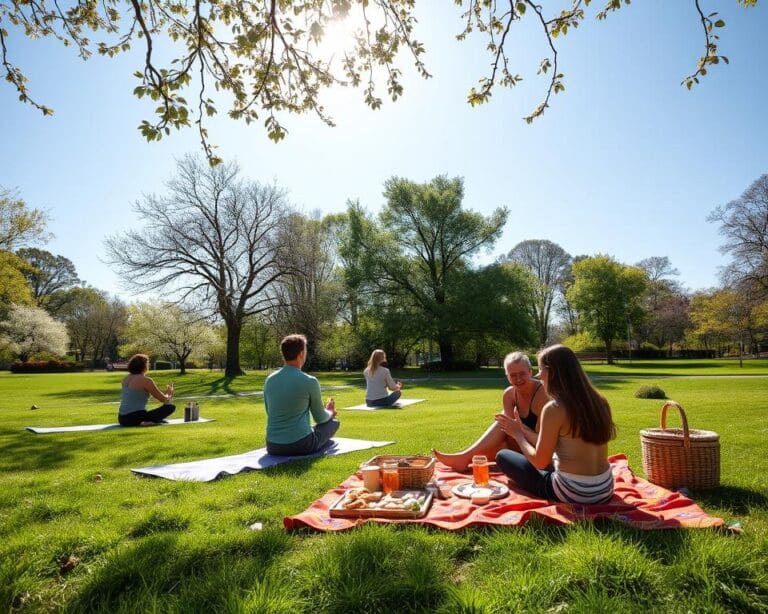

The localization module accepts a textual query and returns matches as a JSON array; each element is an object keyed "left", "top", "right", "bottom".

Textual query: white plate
[{"left": 451, "top": 480, "right": 509, "bottom": 500}]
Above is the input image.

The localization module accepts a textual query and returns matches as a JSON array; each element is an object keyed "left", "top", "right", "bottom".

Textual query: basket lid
[{"left": 640, "top": 427, "right": 719, "bottom": 442}]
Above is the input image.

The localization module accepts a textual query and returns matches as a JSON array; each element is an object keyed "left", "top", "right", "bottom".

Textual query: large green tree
[
  {"left": 0, "top": 251, "right": 35, "bottom": 319},
  {"left": 104, "top": 155, "right": 288, "bottom": 377},
  {"left": 0, "top": 188, "right": 51, "bottom": 251},
  {"left": 16, "top": 248, "right": 81, "bottom": 308},
  {"left": 567, "top": 255, "right": 648, "bottom": 364},
  {"left": 346, "top": 175, "right": 522, "bottom": 367},
  {"left": 1, "top": 1, "right": 756, "bottom": 161}
]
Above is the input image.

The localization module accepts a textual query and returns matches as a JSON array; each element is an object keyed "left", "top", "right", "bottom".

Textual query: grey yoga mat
[
  {"left": 26, "top": 417, "right": 215, "bottom": 434},
  {"left": 131, "top": 437, "right": 394, "bottom": 482},
  {"left": 343, "top": 398, "right": 426, "bottom": 411}
]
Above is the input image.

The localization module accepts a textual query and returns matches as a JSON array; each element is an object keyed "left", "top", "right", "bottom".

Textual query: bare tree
[
  {"left": 708, "top": 173, "right": 768, "bottom": 298},
  {"left": 499, "top": 239, "right": 571, "bottom": 347},
  {"left": 105, "top": 155, "right": 288, "bottom": 377},
  {"left": 272, "top": 212, "right": 341, "bottom": 368}
]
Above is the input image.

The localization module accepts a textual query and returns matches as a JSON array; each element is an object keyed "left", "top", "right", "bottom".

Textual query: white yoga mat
[
  {"left": 131, "top": 437, "right": 394, "bottom": 482},
  {"left": 26, "top": 417, "right": 215, "bottom": 434},
  {"left": 343, "top": 398, "right": 426, "bottom": 411}
]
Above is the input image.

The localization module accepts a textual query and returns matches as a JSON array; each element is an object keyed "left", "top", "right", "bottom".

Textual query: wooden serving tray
[{"left": 329, "top": 490, "right": 433, "bottom": 519}]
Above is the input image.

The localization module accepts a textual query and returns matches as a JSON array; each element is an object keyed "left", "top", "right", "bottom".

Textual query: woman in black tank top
[{"left": 432, "top": 351, "right": 548, "bottom": 472}]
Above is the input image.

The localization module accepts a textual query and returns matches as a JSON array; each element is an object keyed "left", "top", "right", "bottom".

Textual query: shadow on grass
[
  {"left": 0, "top": 427, "right": 110, "bottom": 472},
  {"left": 43, "top": 388, "right": 118, "bottom": 404},
  {"left": 66, "top": 530, "right": 291, "bottom": 613},
  {"left": 692, "top": 485, "right": 768, "bottom": 516},
  {"left": 207, "top": 376, "right": 238, "bottom": 395}
]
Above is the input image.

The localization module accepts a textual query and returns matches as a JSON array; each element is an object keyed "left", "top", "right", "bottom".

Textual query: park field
[{"left": 0, "top": 361, "right": 767, "bottom": 612}]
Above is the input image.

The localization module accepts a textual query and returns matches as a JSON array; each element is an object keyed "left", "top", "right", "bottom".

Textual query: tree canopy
[
  {"left": 345, "top": 175, "right": 528, "bottom": 367},
  {"left": 0, "top": 188, "right": 50, "bottom": 251},
  {"left": 1, "top": 1, "right": 757, "bottom": 162},
  {"left": 567, "top": 255, "right": 648, "bottom": 363}
]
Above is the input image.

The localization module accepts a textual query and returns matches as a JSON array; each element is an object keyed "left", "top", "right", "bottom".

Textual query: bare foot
[{"left": 431, "top": 448, "right": 471, "bottom": 472}]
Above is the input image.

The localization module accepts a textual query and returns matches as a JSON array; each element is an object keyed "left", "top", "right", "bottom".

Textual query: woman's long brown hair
[
  {"left": 366, "top": 349, "right": 386, "bottom": 374},
  {"left": 537, "top": 344, "right": 616, "bottom": 444}
]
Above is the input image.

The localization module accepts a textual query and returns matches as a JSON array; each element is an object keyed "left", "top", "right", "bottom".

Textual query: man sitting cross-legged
[{"left": 264, "top": 333, "right": 340, "bottom": 456}]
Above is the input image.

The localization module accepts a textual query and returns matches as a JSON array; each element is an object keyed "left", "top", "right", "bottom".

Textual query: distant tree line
[{"left": 2, "top": 169, "right": 767, "bottom": 373}]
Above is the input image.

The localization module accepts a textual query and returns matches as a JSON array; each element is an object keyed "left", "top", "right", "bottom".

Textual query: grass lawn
[{"left": 1, "top": 362, "right": 767, "bottom": 612}]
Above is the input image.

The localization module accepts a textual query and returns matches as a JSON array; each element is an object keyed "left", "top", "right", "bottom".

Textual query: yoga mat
[
  {"left": 26, "top": 417, "right": 215, "bottom": 434},
  {"left": 284, "top": 454, "right": 725, "bottom": 532},
  {"left": 344, "top": 398, "right": 426, "bottom": 411},
  {"left": 132, "top": 437, "right": 394, "bottom": 482}
]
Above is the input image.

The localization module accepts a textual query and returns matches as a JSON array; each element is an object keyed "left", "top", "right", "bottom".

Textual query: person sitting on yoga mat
[
  {"left": 432, "top": 351, "right": 546, "bottom": 471},
  {"left": 363, "top": 349, "right": 403, "bottom": 407},
  {"left": 118, "top": 354, "right": 176, "bottom": 426},
  {"left": 264, "top": 334, "right": 340, "bottom": 456},
  {"left": 494, "top": 344, "right": 616, "bottom": 504}
]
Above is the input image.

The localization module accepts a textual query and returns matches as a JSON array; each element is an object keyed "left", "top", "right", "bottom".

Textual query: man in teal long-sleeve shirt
[{"left": 264, "top": 334, "right": 340, "bottom": 455}]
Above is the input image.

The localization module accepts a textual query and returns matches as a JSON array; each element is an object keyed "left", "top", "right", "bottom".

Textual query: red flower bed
[{"left": 10, "top": 361, "right": 85, "bottom": 373}]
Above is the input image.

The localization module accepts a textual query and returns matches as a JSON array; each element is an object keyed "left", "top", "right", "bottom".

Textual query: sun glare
[{"left": 313, "top": 15, "right": 363, "bottom": 66}]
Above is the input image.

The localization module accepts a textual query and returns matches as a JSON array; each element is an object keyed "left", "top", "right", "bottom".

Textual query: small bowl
[{"left": 470, "top": 488, "right": 493, "bottom": 505}]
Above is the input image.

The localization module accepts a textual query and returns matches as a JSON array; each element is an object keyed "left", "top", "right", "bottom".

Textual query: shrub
[
  {"left": 153, "top": 361, "right": 172, "bottom": 370},
  {"left": 10, "top": 360, "right": 85, "bottom": 373},
  {"left": 634, "top": 384, "right": 666, "bottom": 399}
]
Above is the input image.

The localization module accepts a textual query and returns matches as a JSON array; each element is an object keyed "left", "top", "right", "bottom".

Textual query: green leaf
[{"left": 714, "top": 19, "right": 725, "bottom": 27}]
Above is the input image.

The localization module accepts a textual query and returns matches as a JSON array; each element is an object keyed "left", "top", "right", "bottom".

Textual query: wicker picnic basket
[
  {"left": 362, "top": 455, "right": 435, "bottom": 489},
  {"left": 640, "top": 400, "right": 720, "bottom": 490}
]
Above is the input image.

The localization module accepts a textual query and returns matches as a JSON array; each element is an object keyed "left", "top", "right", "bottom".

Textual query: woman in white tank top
[{"left": 363, "top": 349, "right": 403, "bottom": 407}]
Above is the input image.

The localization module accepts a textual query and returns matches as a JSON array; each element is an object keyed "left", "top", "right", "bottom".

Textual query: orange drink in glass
[
  {"left": 382, "top": 461, "right": 400, "bottom": 494},
  {"left": 472, "top": 455, "right": 489, "bottom": 487}
]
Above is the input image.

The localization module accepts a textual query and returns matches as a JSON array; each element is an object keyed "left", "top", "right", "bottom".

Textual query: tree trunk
[
  {"left": 604, "top": 338, "right": 614, "bottom": 365},
  {"left": 224, "top": 318, "right": 245, "bottom": 377},
  {"left": 437, "top": 336, "right": 454, "bottom": 369}
]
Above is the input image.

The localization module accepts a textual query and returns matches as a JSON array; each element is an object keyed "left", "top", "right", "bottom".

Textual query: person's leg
[
  {"left": 432, "top": 421, "right": 512, "bottom": 471},
  {"left": 118, "top": 410, "right": 149, "bottom": 426},
  {"left": 366, "top": 397, "right": 390, "bottom": 407},
  {"left": 266, "top": 433, "right": 316, "bottom": 456},
  {"left": 309, "top": 418, "right": 340, "bottom": 452},
  {"left": 495, "top": 449, "right": 555, "bottom": 499},
  {"left": 145, "top": 403, "right": 175, "bottom": 423},
  {"left": 385, "top": 390, "right": 402, "bottom": 405}
]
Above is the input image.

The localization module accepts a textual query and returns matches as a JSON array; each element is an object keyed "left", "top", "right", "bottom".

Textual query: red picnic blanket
[{"left": 284, "top": 454, "right": 724, "bottom": 532}]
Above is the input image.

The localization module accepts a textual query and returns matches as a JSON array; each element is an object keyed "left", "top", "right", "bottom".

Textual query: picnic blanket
[
  {"left": 344, "top": 399, "right": 426, "bottom": 411},
  {"left": 26, "top": 417, "right": 215, "bottom": 434},
  {"left": 284, "top": 454, "right": 724, "bottom": 532},
  {"left": 132, "top": 437, "right": 394, "bottom": 482}
]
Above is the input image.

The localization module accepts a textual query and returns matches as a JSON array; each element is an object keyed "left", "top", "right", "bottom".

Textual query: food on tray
[{"left": 338, "top": 487, "right": 428, "bottom": 512}]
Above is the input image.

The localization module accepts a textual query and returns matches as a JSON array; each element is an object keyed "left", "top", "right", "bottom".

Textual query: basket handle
[{"left": 660, "top": 400, "right": 691, "bottom": 448}]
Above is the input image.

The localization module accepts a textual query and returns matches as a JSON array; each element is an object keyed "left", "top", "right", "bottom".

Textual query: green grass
[{"left": 1, "top": 363, "right": 767, "bottom": 612}]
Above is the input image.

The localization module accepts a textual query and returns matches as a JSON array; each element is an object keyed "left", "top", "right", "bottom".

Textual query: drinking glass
[
  {"left": 472, "top": 455, "right": 489, "bottom": 487},
  {"left": 381, "top": 461, "right": 400, "bottom": 494}
]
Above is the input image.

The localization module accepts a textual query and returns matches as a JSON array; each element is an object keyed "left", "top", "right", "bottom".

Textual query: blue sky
[{"left": 2, "top": 1, "right": 767, "bottom": 301}]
